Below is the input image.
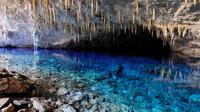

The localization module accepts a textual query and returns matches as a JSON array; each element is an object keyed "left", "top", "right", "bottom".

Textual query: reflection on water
[{"left": 0, "top": 48, "right": 200, "bottom": 111}]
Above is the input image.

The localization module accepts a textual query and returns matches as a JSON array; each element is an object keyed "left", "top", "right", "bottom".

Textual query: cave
[
  {"left": 69, "top": 26, "right": 171, "bottom": 59},
  {"left": 0, "top": 0, "right": 199, "bottom": 112}
]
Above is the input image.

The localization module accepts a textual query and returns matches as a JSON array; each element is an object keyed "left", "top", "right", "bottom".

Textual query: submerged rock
[
  {"left": 63, "top": 106, "right": 76, "bottom": 112},
  {"left": 57, "top": 87, "right": 69, "bottom": 96},
  {"left": 56, "top": 105, "right": 76, "bottom": 112},
  {"left": 189, "top": 94, "right": 200, "bottom": 103},
  {"left": 69, "top": 92, "right": 84, "bottom": 104},
  {"left": 31, "top": 98, "right": 51, "bottom": 112}
]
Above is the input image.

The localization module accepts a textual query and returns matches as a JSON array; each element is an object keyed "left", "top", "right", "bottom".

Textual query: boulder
[{"left": 0, "top": 77, "right": 29, "bottom": 95}]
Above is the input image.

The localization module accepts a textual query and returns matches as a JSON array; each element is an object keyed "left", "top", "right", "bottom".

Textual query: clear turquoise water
[{"left": 0, "top": 48, "right": 200, "bottom": 112}]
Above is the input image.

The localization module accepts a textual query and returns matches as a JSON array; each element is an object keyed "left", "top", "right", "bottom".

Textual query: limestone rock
[
  {"left": 57, "top": 87, "right": 68, "bottom": 96},
  {"left": 0, "top": 77, "right": 28, "bottom": 95}
]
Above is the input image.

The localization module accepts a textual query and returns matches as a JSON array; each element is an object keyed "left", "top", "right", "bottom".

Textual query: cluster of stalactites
[
  {"left": 132, "top": 0, "right": 196, "bottom": 45},
  {"left": 26, "top": 0, "right": 198, "bottom": 44},
  {"left": 27, "top": 0, "right": 101, "bottom": 33},
  {"left": 185, "top": 0, "right": 200, "bottom": 5}
]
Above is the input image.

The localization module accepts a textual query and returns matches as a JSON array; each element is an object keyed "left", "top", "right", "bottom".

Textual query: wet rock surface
[
  {"left": 0, "top": 68, "right": 128, "bottom": 112},
  {"left": 0, "top": 69, "right": 35, "bottom": 96}
]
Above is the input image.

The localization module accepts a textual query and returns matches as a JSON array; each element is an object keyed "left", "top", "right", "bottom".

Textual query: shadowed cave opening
[{"left": 67, "top": 26, "right": 171, "bottom": 59}]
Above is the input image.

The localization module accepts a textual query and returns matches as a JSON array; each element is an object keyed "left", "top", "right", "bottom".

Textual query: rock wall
[{"left": 0, "top": 0, "right": 200, "bottom": 62}]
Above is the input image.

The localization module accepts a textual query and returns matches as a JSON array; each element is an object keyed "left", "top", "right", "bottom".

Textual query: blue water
[{"left": 0, "top": 48, "right": 200, "bottom": 112}]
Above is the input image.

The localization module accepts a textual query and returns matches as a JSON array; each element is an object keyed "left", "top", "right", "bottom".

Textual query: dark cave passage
[{"left": 68, "top": 26, "right": 171, "bottom": 59}]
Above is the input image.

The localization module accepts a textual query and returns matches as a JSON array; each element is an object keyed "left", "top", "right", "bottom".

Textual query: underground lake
[{"left": 0, "top": 48, "right": 199, "bottom": 111}]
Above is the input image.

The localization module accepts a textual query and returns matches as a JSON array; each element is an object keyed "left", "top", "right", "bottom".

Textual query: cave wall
[{"left": 0, "top": 0, "right": 200, "bottom": 63}]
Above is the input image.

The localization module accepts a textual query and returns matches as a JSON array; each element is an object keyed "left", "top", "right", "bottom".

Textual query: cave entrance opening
[{"left": 71, "top": 26, "right": 171, "bottom": 59}]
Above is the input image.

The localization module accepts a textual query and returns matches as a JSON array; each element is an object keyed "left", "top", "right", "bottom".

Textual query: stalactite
[
  {"left": 65, "top": 0, "right": 68, "bottom": 10},
  {"left": 145, "top": 0, "right": 149, "bottom": 14},
  {"left": 77, "top": 0, "right": 82, "bottom": 22},
  {"left": 168, "top": 23, "right": 174, "bottom": 40},
  {"left": 135, "top": 0, "right": 139, "bottom": 15},
  {"left": 89, "top": 33, "right": 92, "bottom": 42},
  {"left": 178, "top": 25, "right": 182, "bottom": 37},
  {"left": 65, "top": 0, "right": 73, "bottom": 11},
  {"left": 112, "top": 23, "right": 115, "bottom": 35},
  {"left": 132, "top": 13, "right": 135, "bottom": 25},
  {"left": 32, "top": 0, "right": 37, "bottom": 18},
  {"left": 182, "top": 27, "right": 188, "bottom": 37},
  {"left": 163, "top": 26, "right": 168, "bottom": 39},
  {"left": 49, "top": 6, "right": 52, "bottom": 28},
  {"left": 93, "top": 23, "right": 96, "bottom": 32},
  {"left": 52, "top": 6, "right": 56, "bottom": 27},
  {"left": 147, "top": 19, "right": 152, "bottom": 32},
  {"left": 60, "top": 0, "right": 63, "bottom": 8},
  {"left": 193, "top": 0, "right": 197, "bottom": 5},
  {"left": 156, "top": 29, "right": 160, "bottom": 39},
  {"left": 91, "top": 0, "right": 94, "bottom": 16},
  {"left": 103, "top": 15, "right": 106, "bottom": 31},
  {"left": 108, "top": 21, "right": 111, "bottom": 33},
  {"left": 95, "top": 0, "right": 99, "bottom": 15},
  {"left": 152, "top": 8, "right": 156, "bottom": 21},
  {"left": 45, "top": 0, "right": 49, "bottom": 9},
  {"left": 185, "top": 0, "right": 188, "bottom": 4},
  {"left": 131, "top": 24, "right": 134, "bottom": 34},
  {"left": 118, "top": 11, "right": 121, "bottom": 23}
]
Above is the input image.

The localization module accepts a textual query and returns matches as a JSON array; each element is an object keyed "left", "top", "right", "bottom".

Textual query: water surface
[{"left": 0, "top": 48, "right": 199, "bottom": 112}]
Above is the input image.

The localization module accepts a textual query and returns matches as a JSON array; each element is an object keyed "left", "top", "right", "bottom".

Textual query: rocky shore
[{"left": 0, "top": 68, "right": 128, "bottom": 112}]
